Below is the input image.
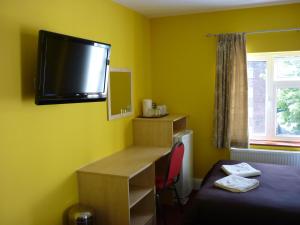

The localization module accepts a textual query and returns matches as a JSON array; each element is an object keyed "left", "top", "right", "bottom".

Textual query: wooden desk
[
  {"left": 77, "top": 146, "right": 170, "bottom": 225},
  {"left": 77, "top": 115, "right": 187, "bottom": 225}
]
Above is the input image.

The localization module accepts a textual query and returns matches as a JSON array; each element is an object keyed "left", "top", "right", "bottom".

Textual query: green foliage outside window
[{"left": 277, "top": 88, "right": 300, "bottom": 134}]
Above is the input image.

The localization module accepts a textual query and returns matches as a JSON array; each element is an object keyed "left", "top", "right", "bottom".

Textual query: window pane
[
  {"left": 274, "top": 56, "right": 300, "bottom": 80},
  {"left": 247, "top": 61, "right": 267, "bottom": 136},
  {"left": 276, "top": 88, "right": 300, "bottom": 136}
]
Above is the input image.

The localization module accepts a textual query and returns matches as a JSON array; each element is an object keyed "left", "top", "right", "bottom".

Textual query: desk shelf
[
  {"left": 129, "top": 163, "right": 154, "bottom": 206},
  {"left": 130, "top": 190, "right": 155, "bottom": 225},
  {"left": 129, "top": 185, "right": 153, "bottom": 208},
  {"left": 131, "top": 214, "right": 154, "bottom": 225},
  {"left": 173, "top": 116, "right": 187, "bottom": 135},
  {"left": 133, "top": 114, "right": 187, "bottom": 147}
]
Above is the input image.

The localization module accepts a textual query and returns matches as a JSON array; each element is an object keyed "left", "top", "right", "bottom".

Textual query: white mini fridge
[{"left": 173, "top": 130, "right": 193, "bottom": 204}]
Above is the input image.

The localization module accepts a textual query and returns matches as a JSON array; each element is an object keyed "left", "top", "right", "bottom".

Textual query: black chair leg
[
  {"left": 156, "top": 193, "right": 167, "bottom": 225},
  {"left": 173, "top": 185, "right": 183, "bottom": 213}
]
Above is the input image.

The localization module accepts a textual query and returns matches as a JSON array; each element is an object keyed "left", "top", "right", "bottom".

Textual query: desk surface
[{"left": 77, "top": 146, "right": 170, "bottom": 178}]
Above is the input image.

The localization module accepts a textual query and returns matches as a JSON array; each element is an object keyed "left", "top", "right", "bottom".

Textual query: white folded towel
[
  {"left": 221, "top": 162, "right": 261, "bottom": 177},
  {"left": 214, "top": 175, "right": 259, "bottom": 192}
]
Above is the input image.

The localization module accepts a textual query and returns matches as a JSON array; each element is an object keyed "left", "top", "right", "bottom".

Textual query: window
[{"left": 247, "top": 51, "right": 300, "bottom": 142}]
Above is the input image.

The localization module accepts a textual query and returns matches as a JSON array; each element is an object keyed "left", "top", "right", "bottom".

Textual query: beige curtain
[{"left": 214, "top": 33, "right": 249, "bottom": 149}]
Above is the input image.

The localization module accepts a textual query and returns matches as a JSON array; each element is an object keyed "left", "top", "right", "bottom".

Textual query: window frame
[{"left": 247, "top": 51, "right": 300, "bottom": 142}]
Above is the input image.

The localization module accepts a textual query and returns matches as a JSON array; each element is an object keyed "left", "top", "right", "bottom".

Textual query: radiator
[{"left": 230, "top": 148, "right": 300, "bottom": 167}]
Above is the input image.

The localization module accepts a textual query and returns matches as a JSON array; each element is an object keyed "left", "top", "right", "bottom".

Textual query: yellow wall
[
  {"left": 1, "top": 1, "right": 300, "bottom": 224},
  {"left": 150, "top": 4, "right": 300, "bottom": 178},
  {"left": 0, "top": 0, "right": 151, "bottom": 225}
]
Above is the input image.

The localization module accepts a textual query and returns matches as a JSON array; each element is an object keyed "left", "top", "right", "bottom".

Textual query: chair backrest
[{"left": 165, "top": 142, "right": 184, "bottom": 185}]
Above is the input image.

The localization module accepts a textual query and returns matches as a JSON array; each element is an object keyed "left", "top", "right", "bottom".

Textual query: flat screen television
[{"left": 35, "top": 30, "right": 111, "bottom": 105}]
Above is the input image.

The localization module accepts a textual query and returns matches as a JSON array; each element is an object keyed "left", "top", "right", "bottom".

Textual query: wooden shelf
[
  {"left": 173, "top": 117, "right": 187, "bottom": 135},
  {"left": 173, "top": 130, "right": 183, "bottom": 137},
  {"left": 131, "top": 213, "right": 154, "bottom": 225},
  {"left": 129, "top": 185, "right": 153, "bottom": 208},
  {"left": 133, "top": 114, "right": 187, "bottom": 147},
  {"left": 130, "top": 190, "right": 155, "bottom": 225}
]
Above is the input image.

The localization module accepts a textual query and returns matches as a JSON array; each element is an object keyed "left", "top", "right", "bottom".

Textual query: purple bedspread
[{"left": 183, "top": 160, "right": 300, "bottom": 225}]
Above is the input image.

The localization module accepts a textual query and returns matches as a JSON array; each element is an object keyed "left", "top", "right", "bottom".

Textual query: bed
[{"left": 183, "top": 160, "right": 300, "bottom": 225}]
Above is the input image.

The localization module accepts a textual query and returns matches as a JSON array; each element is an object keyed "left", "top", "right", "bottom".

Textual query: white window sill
[{"left": 250, "top": 139, "right": 300, "bottom": 148}]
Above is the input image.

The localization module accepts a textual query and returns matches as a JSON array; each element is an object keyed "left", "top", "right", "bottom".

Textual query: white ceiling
[{"left": 113, "top": 0, "right": 300, "bottom": 17}]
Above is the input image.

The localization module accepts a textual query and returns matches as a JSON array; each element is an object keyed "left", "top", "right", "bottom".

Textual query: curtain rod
[{"left": 206, "top": 27, "right": 300, "bottom": 37}]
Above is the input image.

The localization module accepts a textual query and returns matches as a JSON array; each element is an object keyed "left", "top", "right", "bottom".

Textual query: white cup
[
  {"left": 143, "top": 99, "right": 153, "bottom": 117},
  {"left": 157, "top": 105, "right": 167, "bottom": 115}
]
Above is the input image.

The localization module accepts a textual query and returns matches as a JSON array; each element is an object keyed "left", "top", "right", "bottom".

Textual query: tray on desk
[{"left": 138, "top": 113, "right": 169, "bottom": 118}]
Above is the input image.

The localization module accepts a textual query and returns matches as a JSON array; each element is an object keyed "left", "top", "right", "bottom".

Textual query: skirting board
[{"left": 193, "top": 178, "right": 203, "bottom": 190}]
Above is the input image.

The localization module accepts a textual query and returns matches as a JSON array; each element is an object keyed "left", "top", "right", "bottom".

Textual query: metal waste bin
[{"left": 68, "top": 204, "right": 94, "bottom": 225}]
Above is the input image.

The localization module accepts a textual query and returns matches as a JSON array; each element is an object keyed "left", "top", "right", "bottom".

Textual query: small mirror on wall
[{"left": 107, "top": 68, "right": 133, "bottom": 120}]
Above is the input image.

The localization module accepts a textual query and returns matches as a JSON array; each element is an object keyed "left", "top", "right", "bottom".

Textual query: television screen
[{"left": 35, "top": 30, "right": 111, "bottom": 105}]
